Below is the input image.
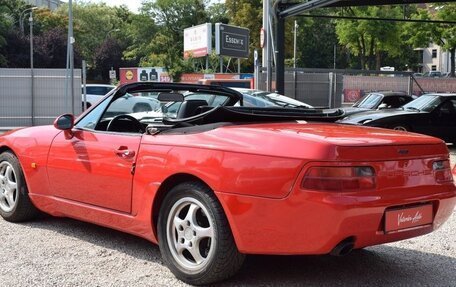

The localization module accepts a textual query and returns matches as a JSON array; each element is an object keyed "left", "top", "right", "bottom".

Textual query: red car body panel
[{"left": 0, "top": 122, "right": 455, "bottom": 255}]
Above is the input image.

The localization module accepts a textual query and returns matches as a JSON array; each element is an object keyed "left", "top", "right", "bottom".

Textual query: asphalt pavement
[{"left": 0, "top": 139, "right": 455, "bottom": 286}]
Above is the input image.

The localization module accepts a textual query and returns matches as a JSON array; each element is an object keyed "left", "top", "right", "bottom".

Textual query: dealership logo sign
[
  {"left": 397, "top": 211, "right": 423, "bottom": 226},
  {"left": 215, "top": 23, "right": 250, "bottom": 59}
]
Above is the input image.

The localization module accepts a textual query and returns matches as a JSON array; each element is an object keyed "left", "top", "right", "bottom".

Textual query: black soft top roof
[
  {"left": 164, "top": 106, "right": 345, "bottom": 125},
  {"left": 116, "top": 82, "right": 243, "bottom": 106}
]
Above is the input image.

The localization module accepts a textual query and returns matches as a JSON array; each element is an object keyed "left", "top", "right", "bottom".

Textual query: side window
[
  {"left": 437, "top": 99, "right": 456, "bottom": 116},
  {"left": 399, "top": 96, "right": 412, "bottom": 106},
  {"left": 76, "top": 96, "right": 112, "bottom": 130}
]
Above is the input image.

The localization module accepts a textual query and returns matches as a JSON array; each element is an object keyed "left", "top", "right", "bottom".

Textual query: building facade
[{"left": 416, "top": 43, "right": 453, "bottom": 74}]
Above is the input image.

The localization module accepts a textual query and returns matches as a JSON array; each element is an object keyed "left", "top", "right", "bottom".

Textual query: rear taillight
[
  {"left": 433, "top": 160, "right": 453, "bottom": 183},
  {"left": 302, "top": 166, "right": 376, "bottom": 192}
]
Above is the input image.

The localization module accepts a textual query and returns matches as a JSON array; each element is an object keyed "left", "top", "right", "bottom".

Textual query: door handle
[{"left": 115, "top": 146, "right": 136, "bottom": 159}]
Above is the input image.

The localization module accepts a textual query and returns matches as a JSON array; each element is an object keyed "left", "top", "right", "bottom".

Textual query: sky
[
  {"left": 60, "top": 0, "right": 142, "bottom": 13},
  {"left": 61, "top": 0, "right": 225, "bottom": 13}
]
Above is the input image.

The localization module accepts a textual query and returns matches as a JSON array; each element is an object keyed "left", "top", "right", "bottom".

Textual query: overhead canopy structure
[{"left": 271, "top": 0, "right": 454, "bottom": 94}]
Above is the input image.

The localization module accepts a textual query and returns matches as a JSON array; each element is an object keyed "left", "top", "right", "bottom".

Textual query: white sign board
[{"left": 184, "top": 23, "right": 212, "bottom": 59}]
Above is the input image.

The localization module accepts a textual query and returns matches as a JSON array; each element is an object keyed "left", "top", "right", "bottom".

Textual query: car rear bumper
[{"left": 216, "top": 184, "right": 456, "bottom": 255}]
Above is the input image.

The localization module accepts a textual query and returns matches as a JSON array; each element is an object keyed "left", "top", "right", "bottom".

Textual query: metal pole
[
  {"left": 407, "top": 74, "right": 413, "bottom": 96},
  {"left": 68, "top": 0, "right": 75, "bottom": 115},
  {"left": 275, "top": 16, "right": 285, "bottom": 94},
  {"left": 82, "top": 60, "right": 87, "bottom": 111},
  {"left": 328, "top": 72, "right": 334, "bottom": 108},
  {"left": 206, "top": 55, "right": 209, "bottom": 71},
  {"left": 20, "top": 13, "right": 24, "bottom": 36},
  {"left": 265, "top": 0, "right": 272, "bottom": 92},
  {"left": 238, "top": 58, "right": 241, "bottom": 74},
  {"left": 293, "top": 20, "right": 298, "bottom": 99},
  {"left": 220, "top": 56, "right": 223, "bottom": 73},
  {"left": 293, "top": 20, "right": 297, "bottom": 70},
  {"left": 29, "top": 12, "right": 34, "bottom": 126},
  {"left": 262, "top": 0, "right": 268, "bottom": 68},
  {"left": 333, "top": 44, "right": 336, "bottom": 69},
  {"left": 254, "top": 49, "right": 259, "bottom": 90}
]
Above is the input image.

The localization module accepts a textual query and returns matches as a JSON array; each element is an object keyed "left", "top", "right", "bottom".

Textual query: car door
[
  {"left": 428, "top": 98, "right": 456, "bottom": 142},
  {"left": 47, "top": 95, "right": 142, "bottom": 213}
]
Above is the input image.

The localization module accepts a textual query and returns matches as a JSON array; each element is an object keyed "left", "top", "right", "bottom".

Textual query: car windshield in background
[
  {"left": 104, "top": 92, "right": 162, "bottom": 117},
  {"left": 240, "top": 93, "right": 278, "bottom": 107},
  {"left": 85, "top": 86, "right": 114, "bottom": 95},
  {"left": 233, "top": 88, "right": 313, "bottom": 108},
  {"left": 402, "top": 95, "right": 444, "bottom": 112},
  {"left": 353, "top": 93, "right": 382, "bottom": 109}
]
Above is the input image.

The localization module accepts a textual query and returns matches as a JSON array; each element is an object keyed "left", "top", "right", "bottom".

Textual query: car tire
[
  {"left": 157, "top": 181, "right": 245, "bottom": 285},
  {"left": 0, "top": 152, "right": 39, "bottom": 222},
  {"left": 392, "top": 125, "right": 410, "bottom": 132}
]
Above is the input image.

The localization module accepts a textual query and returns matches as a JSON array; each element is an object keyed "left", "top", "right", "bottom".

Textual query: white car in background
[{"left": 82, "top": 84, "right": 116, "bottom": 108}]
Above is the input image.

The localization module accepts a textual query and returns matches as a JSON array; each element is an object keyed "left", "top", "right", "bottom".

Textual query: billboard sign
[
  {"left": 215, "top": 23, "right": 250, "bottom": 58},
  {"left": 184, "top": 23, "right": 212, "bottom": 59},
  {"left": 119, "top": 67, "right": 171, "bottom": 84}
]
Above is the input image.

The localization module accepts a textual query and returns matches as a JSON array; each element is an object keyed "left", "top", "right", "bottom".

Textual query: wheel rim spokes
[
  {"left": 0, "top": 162, "right": 18, "bottom": 212},
  {"left": 167, "top": 198, "right": 215, "bottom": 272}
]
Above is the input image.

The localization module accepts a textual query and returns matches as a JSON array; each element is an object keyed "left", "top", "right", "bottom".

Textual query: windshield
[
  {"left": 353, "top": 93, "right": 382, "bottom": 109},
  {"left": 402, "top": 95, "right": 443, "bottom": 112},
  {"left": 233, "top": 88, "right": 312, "bottom": 108}
]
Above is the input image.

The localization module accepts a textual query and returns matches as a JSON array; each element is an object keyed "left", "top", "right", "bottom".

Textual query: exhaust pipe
[{"left": 330, "top": 238, "right": 355, "bottom": 256}]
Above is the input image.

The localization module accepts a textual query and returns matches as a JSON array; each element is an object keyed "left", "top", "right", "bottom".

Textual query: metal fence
[
  {"left": 0, "top": 68, "right": 81, "bottom": 129},
  {"left": 258, "top": 68, "right": 456, "bottom": 108}
]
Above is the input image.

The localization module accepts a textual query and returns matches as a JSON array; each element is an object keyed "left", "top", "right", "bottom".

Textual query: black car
[
  {"left": 342, "top": 91, "right": 414, "bottom": 117},
  {"left": 338, "top": 93, "right": 456, "bottom": 144}
]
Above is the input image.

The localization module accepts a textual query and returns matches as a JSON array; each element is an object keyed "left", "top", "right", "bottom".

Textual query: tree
[
  {"left": 0, "top": 0, "right": 29, "bottom": 66},
  {"left": 225, "top": 0, "right": 262, "bottom": 71},
  {"left": 55, "top": 3, "right": 130, "bottom": 67},
  {"left": 0, "top": 30, "right": 28, "bottom": 68},
  {"left": 335, "top": 6, "right": 403, "bottom": 70},
  {"left": 295, "top": 16, "right": 345, "bottom": 69},
  {"left": 34, "top": 27, "right": 82, "bottom": 68},
  {"left": 404, "top": 4, "right": 456, "bottom": 76},
  {"left": 437, "top": 4, "right": 456, "bottom": 76},
  {"left": 92, "top": 37, "right": 130, "bottom": 82},
  {"left": 207, "top": 3, "right": 229, "bottom": 24},
  {"left": 139, "top": 0, "right": 208, "bottom": 80}
]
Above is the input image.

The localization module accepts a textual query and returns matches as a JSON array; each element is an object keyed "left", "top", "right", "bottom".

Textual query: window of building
[
  {"left": 431, "top": 65, "right": 437, "bottom": 71},
  {"left": 432, "top": 49, "right": 437, "bottom": 58},
  {"left": 417, "top": 50, "right": 424, "bottom": 61}
]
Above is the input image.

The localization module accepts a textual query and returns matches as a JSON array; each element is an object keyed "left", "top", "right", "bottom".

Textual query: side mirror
[{"left": 54, "top": 114, "right": 75, "bottom": 130}]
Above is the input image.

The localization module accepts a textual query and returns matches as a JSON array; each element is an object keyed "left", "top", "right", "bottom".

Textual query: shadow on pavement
[{"left": 19, "top": 215, "right": 455, "bottom": 286}]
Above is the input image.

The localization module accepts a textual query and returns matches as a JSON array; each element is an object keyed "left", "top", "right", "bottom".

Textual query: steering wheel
[{"left": 106, "top": 114, "right": 145, "bottom": 133}]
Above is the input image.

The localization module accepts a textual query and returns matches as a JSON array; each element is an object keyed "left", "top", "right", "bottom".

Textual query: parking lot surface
[{"left": 0, "top": 147, "right": 455, "bottom": 286}]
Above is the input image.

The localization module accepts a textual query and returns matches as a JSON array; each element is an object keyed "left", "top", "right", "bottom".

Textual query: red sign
[
  {"left": 384, "top": 204, "right": 433, "bottom": 233},
  {"left": 343, "top": 89, "right": 363, "bottom": 103},
  {"left": 184, "top": 47, "right": 209, "bottom": 59},
  {"left": 119, "top": 69, "right": 137, "bottom": 84}
]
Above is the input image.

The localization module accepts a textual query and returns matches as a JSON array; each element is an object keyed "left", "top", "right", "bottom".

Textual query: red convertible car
[{"left": 0, "top": 83, "right": 455, "bottom": 285}]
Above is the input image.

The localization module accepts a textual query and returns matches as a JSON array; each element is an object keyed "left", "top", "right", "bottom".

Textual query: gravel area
[{"left": 0, "top": 146, "right": 455, "bottom": 286}]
